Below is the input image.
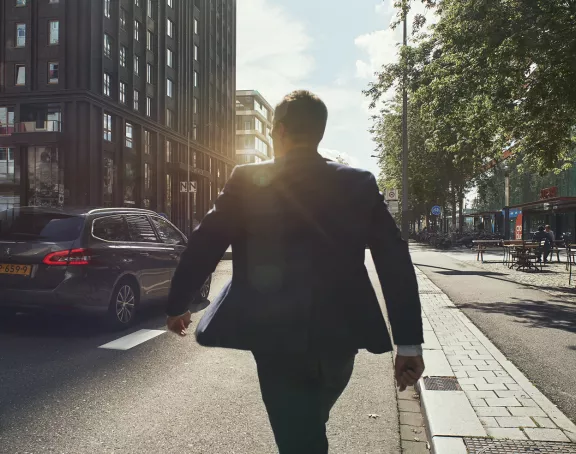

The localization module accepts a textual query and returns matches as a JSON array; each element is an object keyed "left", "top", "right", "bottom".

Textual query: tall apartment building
[
  {"left": 235, "top": 90, "right": 273, "bottom": 164},
  {"left": 0, "top": 0, "right": 236, "bottom": 232}
]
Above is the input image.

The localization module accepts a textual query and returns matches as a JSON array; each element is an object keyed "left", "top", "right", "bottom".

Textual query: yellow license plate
[{"left": 0, "top": 263, "right": 32, "bottom": 276}]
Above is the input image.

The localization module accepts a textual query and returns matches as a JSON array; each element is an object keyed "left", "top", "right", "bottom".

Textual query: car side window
[
  {"left": 92, "top": 215, "right": 130, "bottom": 242},
  {"left": 125, "top": 215, "right": 159, "bottom": 243},
  {"left": 151, "top": 216, "right": 185, "bottom": 245}
]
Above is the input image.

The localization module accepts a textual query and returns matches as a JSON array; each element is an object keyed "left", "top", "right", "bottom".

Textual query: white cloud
[
  {"left": 237, "top": 0, "right": 315, "bottom": 105},
  {"left": 354, "top": 2, "right": 438, "bottom": 80},
  {"left": 319, "top": 147, "right": 360, "bottom": 167}
]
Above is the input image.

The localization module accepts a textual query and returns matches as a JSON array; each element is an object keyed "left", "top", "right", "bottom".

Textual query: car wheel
[
  {"left": 199, "top": 275, "right": 212, "bottom": 300},
  {"left": 107, "top": 279, "right": 139, "bottom": 329}
]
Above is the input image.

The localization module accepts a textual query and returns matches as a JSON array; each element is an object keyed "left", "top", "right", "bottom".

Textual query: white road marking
[{"left": 98, "top": 329, "right": 166, "bottom": 351}]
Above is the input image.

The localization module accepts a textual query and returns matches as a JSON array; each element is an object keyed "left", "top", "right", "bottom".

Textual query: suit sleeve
[
  {"left": 366, "top": 175, "right": 424, "bottom": 346},
  {"left": 166, "top": 167, "right": 243, "bottom": 317}
]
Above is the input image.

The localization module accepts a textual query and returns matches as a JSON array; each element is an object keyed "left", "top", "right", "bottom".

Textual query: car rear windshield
[{"left": 0, "top": 210, "right": 84, "bottom": 242}]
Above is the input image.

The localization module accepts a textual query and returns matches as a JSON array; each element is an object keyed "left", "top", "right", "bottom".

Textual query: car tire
[{"left": 106, "top": 279, "right": 139, "bottom": 329}]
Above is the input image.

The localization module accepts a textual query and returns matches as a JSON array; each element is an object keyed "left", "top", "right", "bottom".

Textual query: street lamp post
[
  {"left": 504, "top": 164, "right": 510, "bottom": 240},
  {"left": 401, "top": 3, "right": 410, "bottom": 240}
]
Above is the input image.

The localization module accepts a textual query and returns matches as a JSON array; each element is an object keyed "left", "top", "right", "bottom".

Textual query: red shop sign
[{"left": 540, "top": 187, "right": 558, "bottom": 200}]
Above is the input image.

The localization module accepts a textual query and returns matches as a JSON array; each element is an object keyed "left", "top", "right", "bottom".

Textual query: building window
[
  {"left": 147, "top": 30, "right": 153, "bottom": 50},
  {"left": 48, "top": 62, "right": 59, "bottom": 84},
  {"left": 166, "top": 109, "right": 174, "bottom": 128},
  {"left": 120, "top": 46, "right": 127, "bottom": 67},
  {"left": 193, "top": 124, "right": 197, "bottom": 140},
  {"left": 192, "top": 151, "right": 197, "bottom": 167},
  {"left": 49, "top": 20, "right": 59, "bottom": 45},
  {"left": 146, "top": 97, "right": 152, "bottom": 117},
  {"left": 104, "top": 0, "right": 111, "bottom": 18},
  {"left": 103, "top": 113, "right": 112, "bottom": 141},
  {"left": 167, "top": 0, "right": 172, "bottom": 7},
  {"left": 16, "top": 24, "right": 27, "bottom": 48},
  {"left": 166, "top": 174, "right": 172, "bottom": 218},
  {"left": 167, "top": 19, "right": 174, "bottom": 38},
  {"left": 120, "top": 82, "right": 126, "bottom": 103},
  {"left": 194, "top": 18, "right": 198, "bottom": 34},
  {"left": 166, "top": 141, "right": 172, "bottom": 162},
  {"left": 49, "top": 0, "right": 59, "bottom": 3},
  {"left": 193, "top": 97, "right": 198, "bottom": 114},
  {"left": 134, "top": 21, "right": 140, "bottom": 41},
  {"left": 167, "top": 48, "right": 173, "bottom": 67},
  {"left": 15, "top": 65, "right": 26, "bottom": 86},
  {"left": 194, "top": 45, "right": 198, "bottom": 61},
  {"left": 120, "top": 9, "right": 127, "bottom": 29},
  {"left": 125, "top": 123, "right": 133, "bottom": 148},
  {"left": 135, "top": 0, "right": 140, "bottom": 6},
  {"left": 194, "top": 71, "right": 198, "bottom": 88},
  {"left": 144, "top": 163, "right": 151, "bottom": 189},
  {"left": 103, "top": 73, "right": 111, "bottom": 96},
  {"left": 16, "top": 0, "right": 26, "bottom": 5},
  {"left": 144, "top": 130, "right": 151, "bottom": 154},
  {"left": 147, "top": 63, "right": 153, "bottom": 84},
  {"left": 134, "top": 55, "right": 140, "bottom": 75},
  {"left": 134, "top": 90, "right": 139, "bottom": 111},
  {"left": 104, "top": 34, "right": 112, "bottom": 58},
  {"left": 166, "top": 79, "right": 173, "bottom": 97}
]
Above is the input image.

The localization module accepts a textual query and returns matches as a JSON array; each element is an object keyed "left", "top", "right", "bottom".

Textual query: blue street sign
[{"left": 431, "top": 206, "right": 442, "bottom": 216}]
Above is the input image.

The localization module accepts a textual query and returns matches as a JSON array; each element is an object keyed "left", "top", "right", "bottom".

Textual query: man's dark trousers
[{"left": 253, "top": 352, "right": 356, "bottom": 454}]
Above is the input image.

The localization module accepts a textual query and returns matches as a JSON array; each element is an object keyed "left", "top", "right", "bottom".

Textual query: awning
[{"left": 509, "top": 197, "right": 576, "bottom": 213}]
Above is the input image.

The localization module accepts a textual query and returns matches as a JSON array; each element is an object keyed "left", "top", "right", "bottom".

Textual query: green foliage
[{"left": 366, "top": 0, "right": 576, "bottom": 214}]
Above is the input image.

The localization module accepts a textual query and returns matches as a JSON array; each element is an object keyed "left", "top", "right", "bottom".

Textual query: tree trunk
[
  {"left": 451, "top": 189, "right": 457, "bottom": 229},
  {"left": 458, "top": 187, "right": 465, "bottom": 231}
]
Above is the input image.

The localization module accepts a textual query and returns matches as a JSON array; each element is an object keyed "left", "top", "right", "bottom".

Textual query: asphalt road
[
  {"left": 0, "top": 258, "right": 400, "bottom": 454},
  {"left": 411, "top": 245, "right": 576, "bottom": 424}
]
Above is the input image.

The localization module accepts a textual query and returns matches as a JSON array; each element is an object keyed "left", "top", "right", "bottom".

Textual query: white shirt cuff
[{"left": 396, "top": 345, "right": 423, "bottom": 356}]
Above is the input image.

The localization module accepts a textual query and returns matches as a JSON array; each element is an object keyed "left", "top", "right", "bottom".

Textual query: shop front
[
  {"left": 0, "top": 145, "right": 66, "bottom": 212},
  {"left": 511, "top": 195, "right": 576, "bottom": 242}
]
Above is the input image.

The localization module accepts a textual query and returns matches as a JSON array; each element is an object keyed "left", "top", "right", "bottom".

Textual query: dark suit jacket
[{"left": 166, "top": 150, "right": 423, "bottom": 354}]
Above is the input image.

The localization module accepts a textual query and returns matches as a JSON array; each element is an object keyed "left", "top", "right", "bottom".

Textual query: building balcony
[{"left": 14, "top": 121, "right": 62, "bottom": 133}]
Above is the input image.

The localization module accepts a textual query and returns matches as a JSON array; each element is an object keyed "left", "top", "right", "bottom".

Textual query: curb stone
[{"left": 414, "top": 267, "right": 576, "bottom": 453}]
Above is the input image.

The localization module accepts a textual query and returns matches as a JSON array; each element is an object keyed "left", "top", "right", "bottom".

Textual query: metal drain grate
[
  {"left": 423, "top": 376, "right": 462, "bottom": 391},
  {"left": 465, "top": 438, "right": 576, "bottom": 453}
]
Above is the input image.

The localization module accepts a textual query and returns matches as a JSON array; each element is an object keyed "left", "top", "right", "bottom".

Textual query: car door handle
[{"left": 140, "top": 252, "right": 150, "bottom": 257}]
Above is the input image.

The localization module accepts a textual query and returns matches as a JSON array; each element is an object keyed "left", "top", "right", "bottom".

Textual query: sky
[{"left": 236, "top": 0, "right": 434, "bottom": 176}]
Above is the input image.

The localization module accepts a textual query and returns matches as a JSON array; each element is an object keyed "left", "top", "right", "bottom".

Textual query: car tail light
[{"left": 43, "top": 248, "right": 91, "bottom": 266}]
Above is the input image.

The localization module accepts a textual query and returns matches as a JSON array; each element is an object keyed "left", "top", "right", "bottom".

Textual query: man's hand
[
  {"left": 166, "top": 311, "right": 192, "bottom": 337},
  {"left": 395, "top": 355, "right": 425, "bottom": 391}
]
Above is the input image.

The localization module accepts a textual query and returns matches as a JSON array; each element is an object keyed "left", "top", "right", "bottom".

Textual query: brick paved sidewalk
[{"left": 415, "top": 268, "right": 576, "bottom": 453}]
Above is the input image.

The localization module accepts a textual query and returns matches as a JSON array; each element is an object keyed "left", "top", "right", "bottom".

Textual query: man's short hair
[
  {"left": 545, "top": 225, "right": 551, "bottom": 229},
  {"left": 273, "top": 90, "right": 328, "bottom": 144}
]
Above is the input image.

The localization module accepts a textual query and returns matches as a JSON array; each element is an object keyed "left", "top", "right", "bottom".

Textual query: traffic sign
[
  {"left": 388, "top": 201, "right": 399, "bottom": 214},
  {"left": 180, "top": 181, "right": 197, "bottom": 193},
  {"left": 431, "top": 205, "right": 442, "bottom": 216},
  {"left": 385, "top": 188, "right": 398, "bottom": 201}
]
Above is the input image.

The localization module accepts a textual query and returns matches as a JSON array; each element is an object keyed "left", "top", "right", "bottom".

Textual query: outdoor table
[
  {"left": 510, "top": 243, "right": 541, "bottom": 272},
  {"left": 473, "top": 240, "right": 503, "bottom": 263}
]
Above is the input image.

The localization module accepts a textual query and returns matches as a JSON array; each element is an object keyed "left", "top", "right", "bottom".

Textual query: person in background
[
  {"left": 533, "top": 225, "right": 552, "bottom": 263},
  {"left": 545, "top": 225, "right": 555, "bottom": 243},
  {"left": 545, "top": 225, "right": 555, "bottom": 262},
  {"left": 165, "top": 90, "right": 425, "bottom": 454}
]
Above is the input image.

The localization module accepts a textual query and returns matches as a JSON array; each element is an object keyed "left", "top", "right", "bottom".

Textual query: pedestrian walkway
[{"left": 415, "top": 267, "right": 576, "bottom": 453}]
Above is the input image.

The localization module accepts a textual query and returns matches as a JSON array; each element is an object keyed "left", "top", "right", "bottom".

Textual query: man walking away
[{"left": 165, "top": 90, "right": 425, "bottom": 454}]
